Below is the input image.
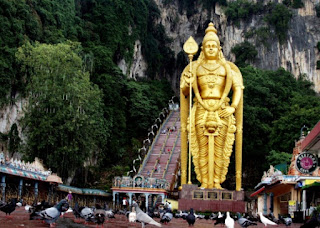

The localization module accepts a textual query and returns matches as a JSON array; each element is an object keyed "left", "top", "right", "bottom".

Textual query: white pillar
[
  {"left": 302, "top": 189, "right": 306, "bottom": 219},
  {"left": 145, "top": 193, "right": 150, "bottom": 211},
  {"left": 113, "top": 191, "right": 117, "bottom": 208},
  {"left": 160, "top": 193, "right": 165, "bottom": 204},
  {"left": 128, "top": 192, "right": 133, "bottom": 206}
]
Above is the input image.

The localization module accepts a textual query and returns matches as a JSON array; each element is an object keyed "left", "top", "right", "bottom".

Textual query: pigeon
[
  {"left": 0, "top": 198, "right": 18, "bottom": 218},
  {"left": 225, "top": 212, "right": 235, "bottom": 228},
  {"left": 94, "top": 204, "right": 107, "bottom": 227},
  {"left": 267, "top": 212, "right": 280, "bottom": 224},
  {"left": 30, "top": 199, "right": 69, "bottom": 227},
  {"left": 105, "top": 209, "right": 115, "bottom": 218},
  {"left": 214, "top": 212, "right": 226, "bottom": 226},
  {"left": 72, "top": 202, "right": 81, "bottom": 221},
  {"left": 259, "top": 212, "right": 277, "bottom": 227},
  {"left": 129, "top": 207, "right": 137, "bottom": 222},
  {"left": 80, "top": 206, "right": 95, "bottom": 224},
  {"left": 245, "top": 212, "right": 259, "bottom": 222},
  {"left": 279, "top": 214, "right": 292, "bottom": 226},
  {"left": 61, "top": 207, "right": 73, "bottom": 217},
  {"left": 194, "top": 212, "right": 205, "bottom": 219},
  {"left": 175, "top": 210, "right": 188, "bottom": 219},
  {"left": 186, "top": 208, "right": 196, "bottom": 226},
  {"left": 132, "top": 201, "right": 162, "bottom": 228},
  {"left": 29, "top": 200, "right": 52, "bottom": 214},
  {"left": 25, "top": 204, "right": 32, "bottom": 212},
  {"left": 160, "top": 208, "right": 173, "bottom": 225},
  {"left": 209, "top": 212, "right": 218, "bottom": 220},
  {"left": 300, "top": 212, "right": 320, "bottom": 228},
  {"left": 237, "top": 212, "right": 258, "bottom": 228}
]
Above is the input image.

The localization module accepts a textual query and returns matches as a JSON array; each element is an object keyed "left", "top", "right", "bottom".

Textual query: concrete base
[{"left": 178, "top": 184, "right": 245, "bottom": 212}]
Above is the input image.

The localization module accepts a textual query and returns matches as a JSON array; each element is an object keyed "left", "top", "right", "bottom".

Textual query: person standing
[
  {"left": 122, "top": 197, "right": 128, "bottom": 210},
  {"left": 66, "top": 191, "right": 73, "bottom": 204}
]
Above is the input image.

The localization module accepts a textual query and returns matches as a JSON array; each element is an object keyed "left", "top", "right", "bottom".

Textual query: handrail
[
  {"left": 162, "top": 130, "right": 180, "bottom": 179},
  {"left": 150, "top": 132, "right": 170, "bottom": 177},
  {"left": 151, "top": 112, "right": 179, "bottom": 177},
  {"left": 161, "top": 114, "right": 180, "bottom": 178},
  {"left": 138, "top": 111, "right": 173, "bottom": 174}
]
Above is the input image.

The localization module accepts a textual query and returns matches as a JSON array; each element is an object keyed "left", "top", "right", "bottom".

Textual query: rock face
[
  {"left": 123, "top": 0, "right": 320, "bottom": 92},
  {"left": 0, "top": 98, "right": 25, "bottom": 154},
  {"left": 118, "top": 40, "right": 148, "bottom": 79}
]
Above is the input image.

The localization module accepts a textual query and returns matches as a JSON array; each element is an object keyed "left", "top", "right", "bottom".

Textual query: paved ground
[{"left": 0, "top": 207, "right": 305, "bottom": 228}]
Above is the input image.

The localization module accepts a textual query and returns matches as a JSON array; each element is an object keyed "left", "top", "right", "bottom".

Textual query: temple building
[
  {"left": 251, "top": 121, "right": 320, "bottom": 221},
  {"left": 0, "top": 154, "right": 111, "bottom": 205}
]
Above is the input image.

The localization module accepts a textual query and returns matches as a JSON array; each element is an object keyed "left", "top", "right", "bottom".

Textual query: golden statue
[{"left": 180, "top": 23, "right": 244, "bottom": 190}]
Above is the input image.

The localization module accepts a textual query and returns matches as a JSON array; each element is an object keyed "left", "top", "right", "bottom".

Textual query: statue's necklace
[{"left": 201, "top": 63, "right": 221, "bottom": 88}]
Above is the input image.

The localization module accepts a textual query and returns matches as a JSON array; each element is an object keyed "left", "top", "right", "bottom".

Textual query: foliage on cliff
[
  {"left": 0, "top": 0, "right": 174, "bottom": 185},
  {"left": 232, "top": 67, "right": 320, "bottom": 190},
  {"left": 16, "top": 41, "right": 108, "bottom": 179}
]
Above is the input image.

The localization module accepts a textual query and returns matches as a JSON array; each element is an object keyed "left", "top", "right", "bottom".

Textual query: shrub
[
  {"left": 264, "top": 3, "right": 292, "bottom": 44},
  {"left": 292, "top": 0, "right": 304, "bottom": 9},
  {"left": 231, "top": 41, "right": 258, "bottom": 67},
  {"left": 316, "top": 4, "right": 320, "bottom": 17}
]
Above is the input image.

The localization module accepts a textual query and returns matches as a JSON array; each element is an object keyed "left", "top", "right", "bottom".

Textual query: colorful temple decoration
[
  {"left": 113, "top": 175, "right": 170, "bottom": 190},
  {"left": 0, "top": 165, "right": 48, "bottom": 181},
  {"left": 0, "top": 152, "right": 51, "bottom": 181}
]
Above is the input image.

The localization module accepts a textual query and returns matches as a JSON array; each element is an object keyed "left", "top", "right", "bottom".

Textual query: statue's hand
[
  {"left": 219, "top": 106, "right": 235, "bottom": 118},
  {"left": 183, "top": 70, "right": 194, "bottom": 85}
]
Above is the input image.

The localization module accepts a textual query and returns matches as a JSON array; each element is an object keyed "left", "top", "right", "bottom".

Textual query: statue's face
[{"left": 203, "top": 41, "right": 219, "bottom": 60}]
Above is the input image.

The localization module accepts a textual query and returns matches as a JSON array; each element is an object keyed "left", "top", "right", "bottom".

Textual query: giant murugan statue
[{"left": 180, "top": 23, "right": 244, "bottom": 190}]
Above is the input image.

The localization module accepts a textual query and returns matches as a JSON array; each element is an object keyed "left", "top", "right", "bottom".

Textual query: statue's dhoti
[{"left": 189, "top": 100, "right": 236, "bottom": 188}]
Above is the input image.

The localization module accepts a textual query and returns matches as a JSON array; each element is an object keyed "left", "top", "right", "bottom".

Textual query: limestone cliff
[{"left": 145, "top": 0, "right": 320, "bottom": 92}]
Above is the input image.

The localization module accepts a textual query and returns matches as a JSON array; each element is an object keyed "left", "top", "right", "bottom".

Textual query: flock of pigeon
[{"left": 1, "top": 198, "right": 320, "bottom": 227}]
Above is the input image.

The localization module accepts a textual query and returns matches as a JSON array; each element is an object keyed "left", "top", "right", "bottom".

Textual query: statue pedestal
[{"left": 178, "top": 184, "right": 245, "bottom": 212}]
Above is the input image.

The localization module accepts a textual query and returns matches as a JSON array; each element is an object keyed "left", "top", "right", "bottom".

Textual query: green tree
[
  {"left": 316, "top": 4, "right": 320, "bottom": 17},
  {"left": 292, "top": 0, "right": 304, "bottom": 9},
  {"left": 16, "top": 41, "right": 107, "bottom": 182},
  {"left": 266, "top": 150, "right": 292, "bottom": 166},
  {"left": 237, "top": 66, "right": 320, "bottom": 190},
  {"left": 265, "top": 3, "right": 292, "bottom": 43},
  {"left": 231, "top": 41, "right": 258, "bottom": 67}
]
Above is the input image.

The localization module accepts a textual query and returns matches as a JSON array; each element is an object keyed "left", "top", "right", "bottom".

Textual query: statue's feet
[
  {"left": 214, "top": 183, "right": 223, "bottom": 189},
  {"left": 200, "top": 183, "right": 207, "bottom": 188}
]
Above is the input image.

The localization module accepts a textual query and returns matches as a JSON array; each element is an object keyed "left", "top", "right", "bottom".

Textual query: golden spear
[{"left": 183, "top": 37, "right": 198, "bottom": 185}]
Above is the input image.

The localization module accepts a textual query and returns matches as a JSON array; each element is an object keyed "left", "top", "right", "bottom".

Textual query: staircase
[{"left": 138, "top": 110, "right": 180, "bottom": 191}]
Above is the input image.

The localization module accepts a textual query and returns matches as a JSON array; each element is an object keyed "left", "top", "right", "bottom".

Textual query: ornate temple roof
[{"left": 0, "top": 164, "right": 49, "bottom": 181}]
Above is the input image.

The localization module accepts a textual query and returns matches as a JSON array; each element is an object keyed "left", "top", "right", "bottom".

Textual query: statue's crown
[
  {"left": 205, "top": 22, "right": 217, "bottom": 34},
  {"left": 203, "top": 22, "right": 220, "bottom": 45}
]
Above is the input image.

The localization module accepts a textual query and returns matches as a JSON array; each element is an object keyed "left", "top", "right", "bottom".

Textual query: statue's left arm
[{"left": 229, "top": 62, "right": 244, "bottom": 108}]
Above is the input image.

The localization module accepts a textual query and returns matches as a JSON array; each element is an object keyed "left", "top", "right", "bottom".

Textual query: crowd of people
[{"left": 161, "top": 126, "right": 177, "bottom": 135}]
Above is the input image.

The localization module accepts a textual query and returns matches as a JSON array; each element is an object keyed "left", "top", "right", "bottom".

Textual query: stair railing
[
  {"left": 162, "top": 129, "right": 180, "bottom": 179},
  {"left": 138, "top": 111, "right": 173, "bottom": 175},
  {"left": 150, "top": 111, "right": 179, "bottom": 177}
]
